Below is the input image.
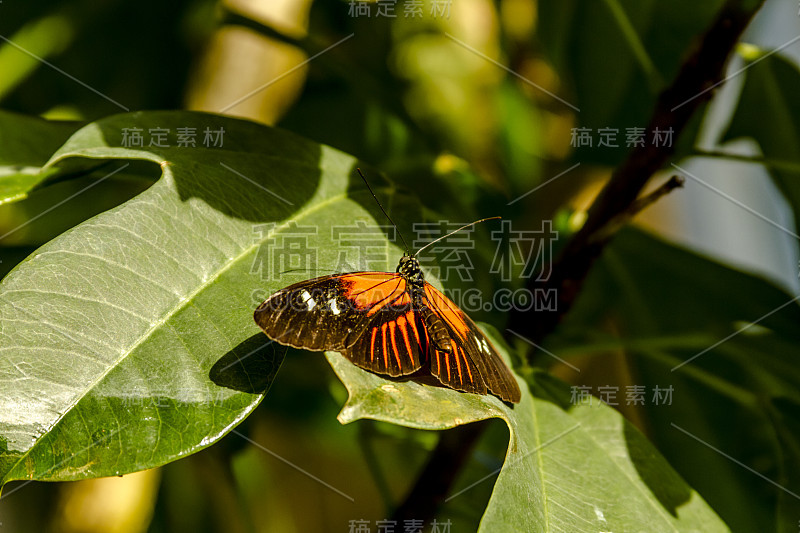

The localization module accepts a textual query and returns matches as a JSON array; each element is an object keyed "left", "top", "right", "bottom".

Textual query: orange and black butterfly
[{"left": 254, "top": 171, "right": 521, "bottom": 404}]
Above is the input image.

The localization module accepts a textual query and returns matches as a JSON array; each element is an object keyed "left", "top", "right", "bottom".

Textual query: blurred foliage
[
  {"left": 0, "top": 0, "right": 215, "bottom": 118},
  {"left": 539, "top": 0, "right": 726, "bottom": 165},
  {"left": 723, "top": 49, "right": 800, "bottom": 233},
  {"left": 545, "top": 227, "right": 800, "bottom": 531},
  {"left": 1, "top": 0, "right": 799, "bottom": 532}
]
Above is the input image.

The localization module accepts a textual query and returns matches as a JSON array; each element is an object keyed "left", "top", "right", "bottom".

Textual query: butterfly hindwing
[
  {"left": 254, "top": 272, "right": 405, "bottom": 351},
  {"left": 342, "top": 298, "right": 427, "bottom": 377},
  {"left": 423, "top": 284, "right": 522, "bottom": 403},
  {"left": 422, "top": 305, "right": 486, "bottom": 394}
]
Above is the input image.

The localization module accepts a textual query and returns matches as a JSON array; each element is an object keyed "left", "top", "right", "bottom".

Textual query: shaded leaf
[
  {"left": 0, "top": 110, "right": 83, "bottom": 205},
  {"left": 329, "top": 326, "right": 728, "bottom": 532},
  {"left": 0, "top": 167, "right": 154, "bottom": 249},
  {"left": 548, "top": 227, "right": 800, "bottom": 530}
]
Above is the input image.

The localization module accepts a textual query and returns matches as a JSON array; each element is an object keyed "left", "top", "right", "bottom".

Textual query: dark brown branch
[
  {"left": 591, "top": 175, "right": 685, "bottom": 245},
  {"left": 507, "top": 0, "right": 766, "bottom": 347}
]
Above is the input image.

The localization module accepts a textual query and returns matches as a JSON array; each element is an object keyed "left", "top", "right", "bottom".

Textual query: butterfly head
[{"left": 397, "top": 254, "right": 423, "bottom": 281}]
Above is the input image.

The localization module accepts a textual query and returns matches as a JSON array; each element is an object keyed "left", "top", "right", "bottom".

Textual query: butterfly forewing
[
  {"left": 254, "top": 272, "right": 405, "bottom": 351},
  {"left": 423, "top": 284, "right": 521, "bottom": 403}
]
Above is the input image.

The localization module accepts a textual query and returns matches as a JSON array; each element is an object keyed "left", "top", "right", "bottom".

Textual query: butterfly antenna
[
  {"left": 414, "top": 216, "right": 501, "bottom": 256},
  {"left": 356, "top": 168, "right": 411, "bottom": 254}
]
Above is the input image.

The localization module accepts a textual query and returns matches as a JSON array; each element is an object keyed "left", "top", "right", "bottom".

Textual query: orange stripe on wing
[
  {"left": 453, "top": 345, "right": 463, "bottom": 386},
  {"left": 341, "top": 273, "right": 406, "bottom": 312},
  {"left": 389, "top": 321, "right": 402, "bottom": 369},
  {"left": 340, "top": 272, "right": 396, "bottom": 289},
  {"left": 381, "top": 322, "right": 389, "bottom": 368},
  {"left": 366, "top": 278, "right": 406, "bottom": 317},
  {"left": 397, "top": 314, "right": 415, "bottom": 366},
  {"left": 461, "top": 347, "right": 475, "bottom": 384},
  {"left": 370, "top": 327, "right": 378, "bottom": 362}
]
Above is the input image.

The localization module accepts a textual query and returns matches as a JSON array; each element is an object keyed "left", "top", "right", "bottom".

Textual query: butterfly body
[{"left": 254, "top": 253, "right": 521, "bottom": 403}]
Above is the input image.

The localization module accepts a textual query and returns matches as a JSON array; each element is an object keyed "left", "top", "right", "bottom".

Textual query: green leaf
[
  {"left": 0, "top": 110, "right": 84, "bottom": 205},
  {"left": 329, "top": 327, "right": 728, "bottom": 532},
  {"left": 722, "top": 51, "right": 800, "bottom": 233},
  {"left": 0, "top": 110, "right": 405, "bottom": 487},
  {"left": 0, "top": 168, "right": 153, "bottom": 248}
]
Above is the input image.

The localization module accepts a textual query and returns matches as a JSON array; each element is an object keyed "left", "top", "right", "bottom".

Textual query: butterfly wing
[
  {"left": 418, "top": 304, "right": 488, "bottom": 397},
  {"left": 254, "top": 272, "right": 406, "bottom": 351},
  {"left": 423, "top": 284, "right": 522, "bottom": 403},
  {"left": 342, "top": 301, "right": 428, "bottom": 377}
]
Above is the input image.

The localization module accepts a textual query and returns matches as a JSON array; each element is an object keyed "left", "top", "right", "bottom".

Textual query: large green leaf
[
  {"left": 722, "top": 51, "right": 800, "bottom": 233},
  {"left": 0, "top": 110, "right": 405, "bottom": 487},
  {"left": 329, "top": 327, "right": 728, "bottom": 532}
]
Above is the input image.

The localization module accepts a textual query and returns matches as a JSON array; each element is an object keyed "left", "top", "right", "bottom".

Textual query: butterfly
[{"left": 253, "top": 170, "right": 521, "bottom": 404}]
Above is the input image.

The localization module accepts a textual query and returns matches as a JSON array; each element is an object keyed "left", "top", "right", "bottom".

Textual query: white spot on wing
[
  {"left": 301, "top": 290, "right": 316, "bottom": 310},
  {"left": 329, "top": 299, "right": 340, "bottom": 315},
  {"left": 477, "top": 337, "right": 490, "bottom": 354}
]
